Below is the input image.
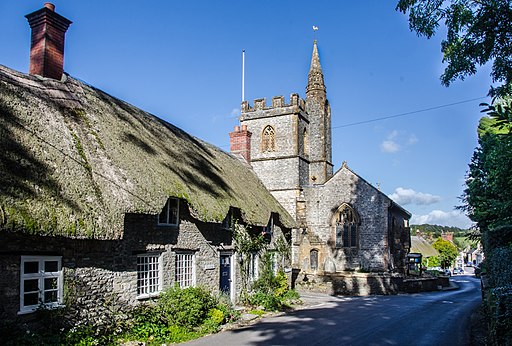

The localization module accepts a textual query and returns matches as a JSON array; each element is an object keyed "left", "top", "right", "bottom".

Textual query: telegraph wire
[{"left": 332, "top": 96, "right": 488, "bottom": 129}]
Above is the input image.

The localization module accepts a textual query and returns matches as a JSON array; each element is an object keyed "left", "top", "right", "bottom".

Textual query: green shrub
[{"left": 157, "top": 286, "right": 216, "bottom": 329}]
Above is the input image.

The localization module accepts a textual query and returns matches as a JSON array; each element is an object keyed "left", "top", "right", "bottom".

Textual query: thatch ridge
[{"left": 0, "top": 65, "right": 295, "bottom": 239}]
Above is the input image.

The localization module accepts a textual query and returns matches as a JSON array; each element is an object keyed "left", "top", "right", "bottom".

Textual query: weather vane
[{"left": 312, "top": 25, "right": 318, "bottom": 41}]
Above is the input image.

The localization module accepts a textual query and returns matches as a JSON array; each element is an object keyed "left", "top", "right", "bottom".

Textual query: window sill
[
  {"left": 18, "top": 304, "right": 65, "bottom": 315},
  {"left": 137, "top": 292, "right": 161, "bottom": 301}
]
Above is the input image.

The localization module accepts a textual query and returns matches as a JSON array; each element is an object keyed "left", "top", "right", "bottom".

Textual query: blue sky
[{"left": 0, "top": 1, "right": 493, "bottom": 229}]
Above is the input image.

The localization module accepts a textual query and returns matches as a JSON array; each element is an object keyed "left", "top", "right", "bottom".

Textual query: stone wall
[
  {"left": 295, "top": 272, "right": 402, "bottom": 296},
  {"left": 0, "top": 199, "right": 292, "bottom": 325},
  {"left": 298, "top": 166, "right": 392, "bottom": 274}
]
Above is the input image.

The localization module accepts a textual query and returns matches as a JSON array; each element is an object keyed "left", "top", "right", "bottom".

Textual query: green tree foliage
[
  {"left": 432, "top": 238, "right": 458, "bottom": 268},
  {"left": 396, "top": 0, "right": 512, "bottom": 98},
  {"left": 460, "top": 118, "right": 512, "bottom": 239}
]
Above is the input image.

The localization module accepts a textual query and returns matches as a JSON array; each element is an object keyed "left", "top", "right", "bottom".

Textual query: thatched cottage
[{"left": 0, "top": 4, "right": 294, "bottom": 322}]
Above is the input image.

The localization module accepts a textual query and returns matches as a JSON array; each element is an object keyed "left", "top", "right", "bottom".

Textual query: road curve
[{"left": 184, "top": 275, "right": 482, "bottom": 346}]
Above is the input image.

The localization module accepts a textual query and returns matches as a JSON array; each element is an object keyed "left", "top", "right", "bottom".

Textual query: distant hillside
[{"left": 410, "top": 224, "right": 469, "bottom": 237}]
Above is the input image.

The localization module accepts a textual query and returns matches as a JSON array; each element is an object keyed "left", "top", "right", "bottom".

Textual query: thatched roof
[
  {"left": 410, "top": 236, "right": 439, "bottom": 258},
  {"left": 0, "top": 65, "right": 295, "bottom": 239}
]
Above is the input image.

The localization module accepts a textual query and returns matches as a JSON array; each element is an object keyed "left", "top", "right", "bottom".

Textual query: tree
[
  {"left": 432, "top": 238, "right": 458, "bottom": 268},
  {"left": 396, "top": 0, "right": 512, "bottom": 98},
  {"left": 459, "top": 116, "right": 512, "bottom": 241}
]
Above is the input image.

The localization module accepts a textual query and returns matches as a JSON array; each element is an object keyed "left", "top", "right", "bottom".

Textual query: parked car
[
  {"left": 453, "top": 267, "right": 464, "bottom": 275},
  {"left": 443, "top": 269, "right": 451, "bottom": 276}
]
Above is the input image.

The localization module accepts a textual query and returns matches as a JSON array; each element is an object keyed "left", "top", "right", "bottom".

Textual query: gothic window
[
  {"left": 303, "top": 127, "right": 309, "bottom": 156},
  {"left": 334, "top": 204, "right": 358, "bottom": 248},
  {"left": 261, "top": 125, "right": 276, "bottom": 152},
  {"left": 310, "top": 249, "right": 318, "bottom": 270}
]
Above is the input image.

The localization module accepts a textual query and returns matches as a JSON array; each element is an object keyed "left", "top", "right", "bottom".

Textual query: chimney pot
[
  {"left": 234, "top": 125, "right": 240, "bottom": 132},
  {"left": 241, "top": 124, "right": 247, "bottom": 131},
  {"left": 44, "top": 3, "right": 55, "bottom": 11}
]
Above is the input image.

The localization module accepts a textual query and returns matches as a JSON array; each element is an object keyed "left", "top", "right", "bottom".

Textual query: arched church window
[
  {"left": 303, "top": 127, "right": 309, "bottom": 156},
  {"left": 261, "top": 125, "right": 276, "bottom": 152},
  {"left": 310, "top": 249, "right": 318, "bottom": 270},
  {"left": 334, "top": 204, "right": 358, "bottom": 248}
]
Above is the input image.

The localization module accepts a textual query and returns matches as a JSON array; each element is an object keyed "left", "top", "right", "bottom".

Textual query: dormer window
[
  {"left": 222, "top": 210, "right": 233, "bottom": 230},
  {"left": 158, "top": 198, "right": 179, "bottom": 226},
  {"left": 261, "top": 216, "right": 274, "bottom": 242}
]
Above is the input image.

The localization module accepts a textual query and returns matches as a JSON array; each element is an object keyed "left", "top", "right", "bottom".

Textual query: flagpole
[{"left": 242, "top": 50, "right": 245, "bottom": 103}]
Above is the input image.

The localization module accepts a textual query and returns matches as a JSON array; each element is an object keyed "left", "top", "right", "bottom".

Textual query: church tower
[
  {"left": 231, "top": 40, "right": 332, "bottom": 219},
  {"left": 305, "top": 40, "right": 333, "bottom": 184}
]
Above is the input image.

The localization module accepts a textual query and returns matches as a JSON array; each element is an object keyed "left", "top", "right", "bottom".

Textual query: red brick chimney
[
  {"left": 25, "top": 3, "right": 72, "bottom": 80},
  {"left": 229, "top": 124, "right": 252, "bottom": 163}
]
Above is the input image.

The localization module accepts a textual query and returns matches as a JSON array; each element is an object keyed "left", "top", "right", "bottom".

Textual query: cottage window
[
  {"left": 175, "top": 252, "right": 195, "bottom": 288},
  {"left": 261, "top": 125, "right": 276, "bottom": 152},
  {"left": 158, "top": 198, "right": 179, "bottom": 226},
  {"left": 249, "top": 252, "right": 259, "bottom": 281},
  {"left": 310, "top": 249, "right": 318, "bottom": 270},
  {"left": 20, "top": 256, "right": 63, "bottom": 314},
  {"left": 334, "top": 204, "right": 358, "bottom": 248},
  {"left": 137, "top": 253, "right": 162, "bottom": 298}
]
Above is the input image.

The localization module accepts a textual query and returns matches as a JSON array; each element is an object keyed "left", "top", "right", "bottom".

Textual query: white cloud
[
  {"left": 411, "top": 210, "right": 473, "bottom": 229},
  {"left": 381, "top": 140, "right": 399, "bottom": 153},
  {"left": 380, "top": 130, "right": 417, "bottom": 153},
  {"left": 388, "top": 187, "right": 441, "bottom": 205},
  {"left": 407, "top": 134, "right": 418, "bottom": 145}
]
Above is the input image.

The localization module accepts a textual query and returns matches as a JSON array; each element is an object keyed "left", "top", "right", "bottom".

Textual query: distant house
[{"left": 0, "top": 4, "right": 294, "bottom": 323}]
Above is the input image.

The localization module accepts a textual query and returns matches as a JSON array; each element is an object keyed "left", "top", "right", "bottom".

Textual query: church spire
[{"left": 306, "top": 40, "right": 326, "bottom": 96}]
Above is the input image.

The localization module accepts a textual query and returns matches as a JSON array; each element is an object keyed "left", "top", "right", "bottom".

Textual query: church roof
[
  {"left": 0, "top": 65, "right": 296, "bottom": 239},
  {"left": 329, "top": 162, "right": 412, "bottom": 218}
]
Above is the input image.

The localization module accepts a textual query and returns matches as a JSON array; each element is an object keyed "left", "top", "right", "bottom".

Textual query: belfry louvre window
[
  {"left": 137, "top": 253, "right": 162, "bottom": 298},
  {"left": 261, "top": 125, "right": 276, "bottom": 152},
  {"left": 20, "top": 256, "right": 63, "bottom": 314},
  {"left": 158, "top": 198, "right": 179, "bottom": 226},
  {"left": 335, "top": 204, "right": 358, "bottom": 248},
  {"left": 175, "top": 252, "right": 195, "bottom": 288}
]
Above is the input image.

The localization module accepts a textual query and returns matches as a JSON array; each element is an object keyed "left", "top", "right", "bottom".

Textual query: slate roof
[{"left": 0, "top": 65, "right": 295, "bottom": 239}]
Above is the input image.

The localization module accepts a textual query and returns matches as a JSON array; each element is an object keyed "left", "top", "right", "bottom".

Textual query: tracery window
[
  {"left": 261, "top": 125, "right": 276, "bottom": 152},
  {"left": 334, "top": 204, "right": 358, "bottom": 248}
]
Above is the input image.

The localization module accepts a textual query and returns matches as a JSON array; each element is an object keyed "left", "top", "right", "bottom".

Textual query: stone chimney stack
[
  {"left": 25, "top": 3, "right": 72, "bottom": 80},
  {"left": 229, "top": 125, "right": 252, "bottom": 163}
]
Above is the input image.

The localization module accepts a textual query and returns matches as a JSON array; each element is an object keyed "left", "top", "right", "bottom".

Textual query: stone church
[{"left": 230, "top": 41, "right": 411, "bottom": 292}]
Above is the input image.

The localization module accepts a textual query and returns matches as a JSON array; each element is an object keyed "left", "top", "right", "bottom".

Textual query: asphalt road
[{"left": 184, "top": 275, "right": 482, "bottom": 346}]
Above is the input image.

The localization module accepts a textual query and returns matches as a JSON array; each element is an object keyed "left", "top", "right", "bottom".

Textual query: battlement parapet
[{"left": 241, "top": 93, "right": 306, "bottom": 118}]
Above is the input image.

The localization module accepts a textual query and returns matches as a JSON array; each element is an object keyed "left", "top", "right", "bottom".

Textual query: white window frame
[
  {"left": 137, "top": 253, "right": 163, "bottom": 299},
  {"left": 158, "top": 198, "right": 179, "bottom": 226},
  {"left": 175, "top": 252, "right": 195, "bottom": 288},
  {"left": 249, "top": 252, "right": 259, "bottom": 282},
  {"left": 19, "top": 256, "right": 63, "bottom": 314}
]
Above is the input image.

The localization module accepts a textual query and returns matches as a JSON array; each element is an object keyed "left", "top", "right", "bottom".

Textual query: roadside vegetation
[{"left": 397, "top": 1, "right": 512, "bottom": 343}]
